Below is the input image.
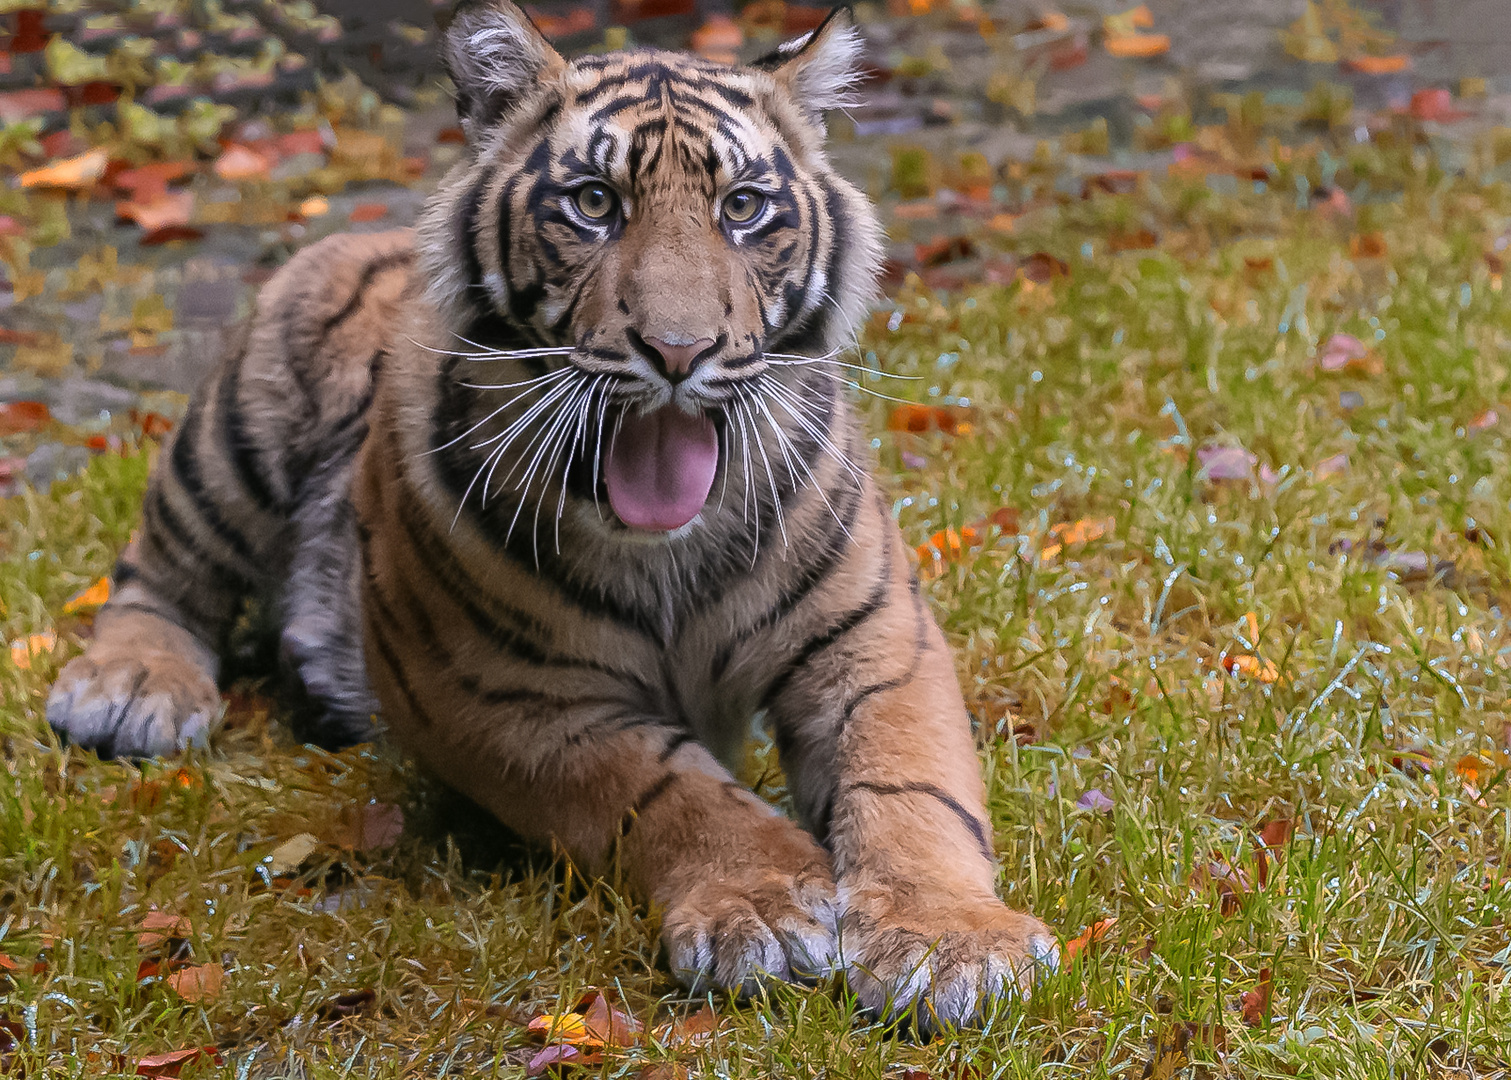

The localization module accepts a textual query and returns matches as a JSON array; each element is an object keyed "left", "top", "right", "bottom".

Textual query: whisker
[
  {"left": 449, "top": 376, "right": 582, "bottom": 530},
  {"left": 408, "top": 335, "right": 575, "bottom": 361},
  {"left": 751, "top": 389, "right": 853, "bottom": 543},
  {"left": 806, "top": 369, "right": 926, "bottom": 406},
  {"left": 428, "top": 366, "right": 576, "bottom": 455},
  {"left": 736, "top": 389, "right": 787, "bottom": 550},
  {"left": 759, "top": 376, "right": 868, "bottom": 493}
]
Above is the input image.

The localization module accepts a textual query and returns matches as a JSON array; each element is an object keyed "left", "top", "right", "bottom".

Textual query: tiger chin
[{"left": 45, "top": 0, "right": 1057, "bottom": 1030}]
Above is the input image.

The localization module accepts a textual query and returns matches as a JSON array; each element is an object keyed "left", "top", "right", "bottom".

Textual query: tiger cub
[{"left": 46, "top": 0, "right": 1057, "bottom": 1027}]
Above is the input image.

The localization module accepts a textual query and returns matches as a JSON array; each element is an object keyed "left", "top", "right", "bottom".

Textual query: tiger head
[{"left": 419, "top": 0, "right": 882, "bottom": 535}]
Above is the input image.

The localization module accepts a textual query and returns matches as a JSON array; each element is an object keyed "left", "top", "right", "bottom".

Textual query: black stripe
[
  {"left": 846, "top": 781, "right": 994, "bottom": 864},
  {"left": 836, "top": 580, "right": 928, "bottom": 727},
  {"left": 756, "top": 517, "right": 893, "bottom": 711},
  {"left": 619, "top": 772, "right": 679, "bottom": 836},
  {"left": 167, "top": 402, "right": 260, "bottom": 566},
  {"left": 315, "top": 251, "right": 413, "bottom": 349},
  {"left": 216, "top": 353, "right": 282, "bottom": 512},
  {"left": 366, "top": 605, "right": 436, "bottom": 729}
]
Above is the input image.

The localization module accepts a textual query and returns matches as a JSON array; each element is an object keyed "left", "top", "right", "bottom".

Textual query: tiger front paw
[
  {"left": 661, "top": 846, "right": 839, "bottom": 996},
  {"left": 839, "top": 887, "right": 1058, "bottom": 1031},
  {"left": 47, "top": 646, "right": 221, "bottom": 759}
]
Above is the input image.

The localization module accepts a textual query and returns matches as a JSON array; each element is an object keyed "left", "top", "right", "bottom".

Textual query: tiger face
[{"left": 420, "top": 1, "right": 882, "bottom": 533}]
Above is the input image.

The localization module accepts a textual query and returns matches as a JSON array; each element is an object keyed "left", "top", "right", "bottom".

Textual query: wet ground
[{"left": 2, "top": 0, "right": 1509, "bottom": 495}]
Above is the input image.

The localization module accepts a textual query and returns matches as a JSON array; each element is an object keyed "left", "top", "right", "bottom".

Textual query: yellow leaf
[
  {"left": 10, "top": 631, "right": 58, "bottom": 670},
  {"left": 19, "top": 148, "right": 108, "bottom": 190},
  {"left": 63, "top": 577, "right": 111, "bottom": 615},
  {"left": 1224, "top": 654, "right": 1279, "bottom": 683},
  {"left": 527, "top": 1011, "right": 597, "bottom": 1046}
]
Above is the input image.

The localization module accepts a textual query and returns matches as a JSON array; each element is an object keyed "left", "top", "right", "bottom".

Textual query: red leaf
[
  {"left": 578, "top": 990, "right": 642, "bottom": 1047},
  {"left": 348, "top": 203, "right": 389, "bottom": 223},
  {"left": 1241, "top": 967, "right": 1273, "bottom": 1026},
  {"left": 134, "top": 1046, "right": 223, "bottom": 1077}
]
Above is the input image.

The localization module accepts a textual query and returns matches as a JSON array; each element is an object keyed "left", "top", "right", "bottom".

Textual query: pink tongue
[{"left": 604, "top": 405, "right": 719, "bottom": 531}]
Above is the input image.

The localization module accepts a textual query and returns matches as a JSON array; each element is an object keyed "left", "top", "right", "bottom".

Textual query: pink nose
[{"left": 644, "top": 336, "right": 715, "bottom": 378}]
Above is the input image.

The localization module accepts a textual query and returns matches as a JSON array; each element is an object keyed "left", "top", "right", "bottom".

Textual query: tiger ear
[
  {"left": 755, "top": 6, "right": 866, "bottom": 116},
  {"left": 440, "top": 0, "right": 565, "bottom": 137}
]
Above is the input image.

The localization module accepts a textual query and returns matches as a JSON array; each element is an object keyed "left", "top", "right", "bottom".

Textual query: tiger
[{"left": 45, "top": 0, "right": 1058, "bottom": 1028}]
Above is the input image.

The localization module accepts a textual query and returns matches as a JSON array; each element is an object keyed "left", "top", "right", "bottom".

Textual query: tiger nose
[{"left": 644, "top": 336, "right": 716, "bottom": 379}]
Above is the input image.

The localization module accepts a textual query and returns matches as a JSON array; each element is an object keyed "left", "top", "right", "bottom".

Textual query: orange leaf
[
  {"left": 213, "top": 144, "right": 272, "bottom": 181},
  {"left": 1222, "top": 654, "right": 1279, "bottom": 683},
  {"left": 1349, "top": 232, "right": 1388, "bottom": 259},
  {"left": 63, "top": 577, "right": 111, "bottom": 615},
  {"left": 1342, "top": 53, "right": 1410, "bottom": 74},
  {"left": 134, "top": 1046, "right": 223, "bottom": 1077},
  {"left": 19, "top": 147, "right": 108, "bottom": 190},
  {"left": 166, "top": 963, "right": 223, "bottom": 1002},
  {"left": 1240, "top": 967, "right": 1273, "bottom": 1026},
  {"left": 1062, "top": 916, "right": 1116, "bottom": 962},
  {"left": 115, "top": 189, "right": 194, "bottom": 231},
  {"left": 1104, "top": 33, "right": 1169, "bottom": 57},
  {"left": 656, "top": 1002, "right": 719, "bottom": 1047},
  {"left": 138, "top": 911, "right": 192, "bottom": 951},
  {"left": 0, "top": 953, "right": 20, "bottom": 972},
  {"left": 9, "top": 631, "right": 57, "bottom": 670},
  {"left": 887, "top": 403, "right": 972, "bottom": 435},
  {"left": 527, "top": 1011, "right": 595, "bottom": 1046},
  {"left": 1049, "top": 516, "right": 1111, "bottom": 547}
]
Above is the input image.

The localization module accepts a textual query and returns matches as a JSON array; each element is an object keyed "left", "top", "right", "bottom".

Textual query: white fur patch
[{"left": 783, "top": 23, "right": 866, "bottom": 112}]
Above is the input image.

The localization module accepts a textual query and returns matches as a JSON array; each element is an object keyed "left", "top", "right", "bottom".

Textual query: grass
[{"left": 4, "top": 122, "right": 1511, "bottom": 1078}]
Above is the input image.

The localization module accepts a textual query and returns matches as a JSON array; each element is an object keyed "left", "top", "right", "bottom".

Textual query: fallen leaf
[
  {"left": 636, "top": 1066, "right": 689, "bottom": 1080},
  {"left": 1318, "top": 332, "right": 1383, "bottom": 375},
  {"left": 1049, "top": 516, "right": 1111, "bottom": 547},
  {"left": 915, "top": 507, "right": 1019, "bottom": 577},
  {"left": 1342, "top": 53, "right": 1410, "bottom": 74},
  {"left": 138, "top": 911, "right": 192, "bottom": 951},
  {"left": 1349, "top": 232, "right": 1388, "bottom": 259},
  {"left": 10, "top": 631, "right": 58, "bottom": 670},
  {"left": 1240, "top": 967, "right": 1273, "bottom": 1026},
  {"left": 528, "top": 1011, "right": 593, "bottom": 1045},
  {"left": 331, "top": 801, "right": 404, "bottom": 853},
  {"left": 63, "top": 577, "right": 111, "bottom": 614},
  {"left": 527, "top": 1044, "right": 602, "bottom": 1076},
  {"left": 1314, "top": 452, "right": 1349, "bottom": 479},
  {"left": 299, "top": 196, "right": 331, "bottom": 217},
  {"left": 656, "top": 1002, "right": 719, "bottom": 1046},
  {"left": 19, "top": 147, "right": 108, "bottom": 190},
  {"left": 888, "top": 403, "right": 973, "bottom": 435},
  {"left": 1020, "top": 251, "right": 1070, "bottom": 282},
  {"left": 1222, "top": 654, "right": 1279, "bottom": 683},
  {"left": 580, "top": 990, "right": 643, "bottom": 1048},
  {"left": 316, "top": 988, "right": 376, "bottom": 1022},
  {"left": 1062, "top": 917, "right": 1116, "bottom": 962},
  {"left": 1409, "top": 88, "right": 1467, "bottom": 122},
  {"left": 348, "top": 203, "right": 389, "bottom": 224},
  {"left": 1104, "top": 33, "right": 1169, "bottom": 57},
  {"left": 166, "top": 964, "right": 223, "bottom": 1003},
  {"left": 139, "top": 225, "right": 204, "bottom": 246},
  {"left": 213, "top": 143, "right": 272, "bottom": 181},
  {"left": 117, "top": 189, "right": 194, "bottom": 232},
  {"left": 133, "top": 412, "right": 175, "bottom": 439},
  {"left": 1143, "top": 1023, "right": 1226, "bottom": 1078},
  {"left": 1197, "top": 445, "right": 1257, "bottom": 482},
  {"left": 1194, "top": 852, "right": 1252, "bottom": 915},
  {"left": 691, "top": 15, "right": 742, "bottom": 61},
  {"left": 1076, "top": 788, "right": 1114, "bottom": 812},
  {"left": 264, "top": 833, "right": 324, "bottom": 877},
  {"left": 0, "top": 400, "right": 51, "bottom": 435},
  {"left": 134, "top": 1046, "right": 223, "bottom": 1077}
]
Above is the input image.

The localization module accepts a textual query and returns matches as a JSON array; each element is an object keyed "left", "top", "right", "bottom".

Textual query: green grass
[{"left": 5, "top": 135, "right": 1511, "bottom": 1078}]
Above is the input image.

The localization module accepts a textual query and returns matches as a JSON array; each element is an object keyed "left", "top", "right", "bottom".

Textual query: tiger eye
[
  {"left": 576, "top": 184, "right": 616, "bottom": 220},
  {"left": 722, "top": 190, "right": 764, "bottom": 224}
]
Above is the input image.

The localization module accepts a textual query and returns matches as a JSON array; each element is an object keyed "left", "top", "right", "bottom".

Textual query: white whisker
[
  {"left": 751, "top": 388, "right": 853, "bottom": 543},
  {"left": 736, "top": 390, "right": 787, "bottom": 550}
]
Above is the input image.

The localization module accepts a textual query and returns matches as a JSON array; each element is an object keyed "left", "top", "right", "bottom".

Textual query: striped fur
[{"left": 47, "top": 1, "right": 1055, "bottom": 1028}]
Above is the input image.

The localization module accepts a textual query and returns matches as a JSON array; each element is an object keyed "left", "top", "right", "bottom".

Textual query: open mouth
[{"left": 603, "top": 402, "right": 719, "bottom": 532}]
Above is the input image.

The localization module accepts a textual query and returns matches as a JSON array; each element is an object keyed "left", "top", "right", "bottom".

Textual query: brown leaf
[
  {"left": 579, "top": 990, "right": 642, "bottom": 1048},
  {"left": 331, "top": 802, "right": 404, "bottom": 853},
  {"left": 887, "top": 404, "right": 973, "bottom": 436},
  {"left": 1349, "top": 232, "right": 1388, "bottom": 259},
  {"left": 117, "top": 190, "right": 194, "bottom": 232},
  {"left": 138, "top": 912, "right": 192, "bottom": 951},
  {"left": 316, "top": 988, "right": 376, "bottom": 1022},
  {"left": 133, "top": 1046, "right": 223, "bottom": 1077},
  {"left": 1142, "top": 1023, "right": 1225, "bottom": 1078},
  {"left": 165, "top": 964, "right": 223, "bottom": 1003},
  {"left": 0, "top": 401, "right": 50, "bottom": 436},
  {"left": 657, "top": 1002, "right": 719, "bottom": 1047},
  {"left": 1240, "top": 967, "right": 1273, "bottom": 1026},
  {"left": 1020, "top": 251, "right": 1070, "bottom": 282}
]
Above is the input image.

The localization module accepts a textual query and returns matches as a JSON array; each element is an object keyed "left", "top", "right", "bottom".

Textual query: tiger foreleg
[
  {"left": 773, "top": 537, "right": 1058, "bottom": 1031},
  {"left": 384, "top": 696, "right": 840, "bottom": 993},
  {"left": 47, "top": 538, "right": 228, "bottom": 758}
]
